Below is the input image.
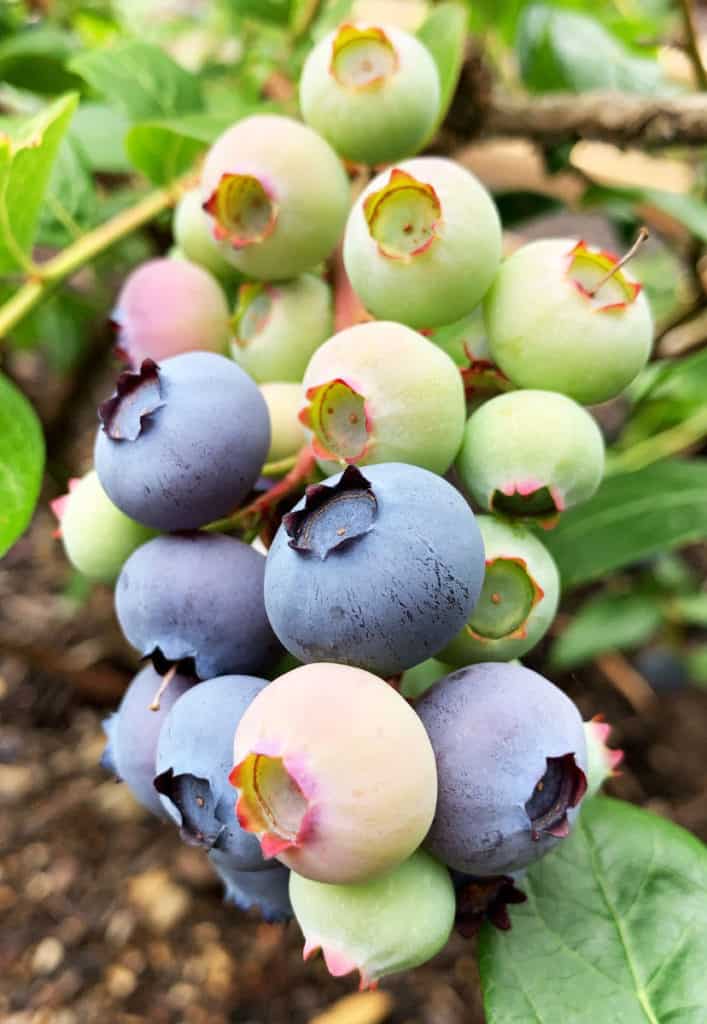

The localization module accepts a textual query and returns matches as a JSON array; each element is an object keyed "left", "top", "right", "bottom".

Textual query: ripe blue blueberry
[
  {"left": 416, "top": 663, "right": 588, "bottom": 875},
  {"left": 264, "top": 463, "right": 485, "bottom": 676},
  {"left": 101, "top": 664, "right": 196, "bottom": 818},
  {"left": 209, "top": 850, "right": 292, "bottom": 922},
  {"left": 94, "top": 352, "right": 270, "bottom": 531},
  {"left": 154, "top": 674, "right": 269, "bottom": 869},
  {"left": 115, "top": 532, "right": 280, "bottom": 680}
]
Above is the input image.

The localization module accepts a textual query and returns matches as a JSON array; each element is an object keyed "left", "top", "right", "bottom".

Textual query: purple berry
[
  {"left": 94, "top": 352, "right": 270, "bottom": 531},
  {"left": 263, "top": 463, "right": 485, "bottom": 676},
  {"left": 416, "top": 663, "right": 588, "bottom": 875},
  {"left": 154, "top": 674, "right": 269, "bottom": 868},
  {"left": 115, "top": 532, "right": 280, "bottom": 680},
  {"left": 209, "top": 851, "right": 292, "bottom": 922},
  {"left": 101, "top": 664, "right": 196, "bottom": 818}
]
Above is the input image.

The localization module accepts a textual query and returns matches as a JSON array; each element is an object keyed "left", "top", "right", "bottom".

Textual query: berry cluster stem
[{"left": 0, "top": 172, "right": 195, "bottom": 342}]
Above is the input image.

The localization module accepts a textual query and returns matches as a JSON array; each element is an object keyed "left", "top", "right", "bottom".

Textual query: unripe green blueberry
[
  {"left": 230, "top": 274, "right": 333, "bottom": 383},
  {"left": 299, "top": 23, "right": 440, "bottom": 165},
  {"left": 201, "top": 114, "right": 350, "bottom": 280},
  {"left": 231, "top": 662, "right": 437, "bottom": 884},
  {"left": 290, "top": 849, "right": 455, "bottom": 989},
  {"left": 51, "top": 471, "right": 155, "bottom": 584},
  {"left": 343, "top": 157, "right": 502, "bottom": 328},
  {"left": 300, "top": 320, "right": 465, "bottom": 475},
  {"left": 441, "top": 516, "right": 560, "bottom": 665},
  {"left": 584, "top": 718, "right": 623, "bottom": 799},
  {"left": 260, "top": 382, "right": 307, "bottom": 464},
  {"left": 485, "top": 238, "right": 653, "bottom": 405},
  {"left": 112, "top": 258, "right": 231, "bottom": 366},
  {"left": 456, "top": 390, "right": 605, "bottom": 526},
  {"left": 173, "top": 188, "right": 243, "bottom": 284}
]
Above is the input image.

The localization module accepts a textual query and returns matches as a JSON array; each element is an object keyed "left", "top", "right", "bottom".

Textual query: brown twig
[
  {"left": 679, "top": 0, "right": 707, "bottom": 91},
  {"left": 595, "top": 652, "right": 658, "bottom": 714}
]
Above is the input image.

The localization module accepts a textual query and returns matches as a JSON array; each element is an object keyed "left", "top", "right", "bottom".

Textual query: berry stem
[
  {"left": 587, "top": 227, "right": 649, "bottom": 298},
  {"left": 679, "top": 0, "right": 707, "bottom": 91},
  {"left": 149, "top": 664, "right": 178, "bottom": 712},
  {"left": 0, "top": 172, "right": 196, "bottom": 342}
]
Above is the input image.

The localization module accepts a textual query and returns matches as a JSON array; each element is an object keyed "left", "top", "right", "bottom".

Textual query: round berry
[
  {"left": 232, "top": 662, "right": 437, "bottom": 883},
  {"left": 264, "top": 463, "right": 485, "bottom": 676},
  {"left": 101, "top": 664, "right": 196, "bottom": 818},
  {"left": 300, "top": 321, "right": 465, "bottom": 475},
  {"left": 173, "top": 188, "right": 243, "bottom": 283},
  {"left": 201, "top": 114, "right": 350, "bottom": 280},
  {"left": 584, "top": 718, "right": 623, "bottom": 799},
  {"left": 485, "top": 238, "right": 653, "bottom": 405},
  {"left": 209, "top": 851, "right": 292, "bottom": 922},
  {"left": 94, "top": 353, "right": 270, "bottom": 531},
  {"left": 290, "top": 850, "right": 454, "bottom": 988},
  {"left": 231, "top": 274, "right": 332, "bottom": 383},
  {"left": 456, "top": 390, "right": 605, "bottom": 526},
  {"left": 115, "top": 532, "right": 280, "bottom": 680},
  {"left": 343, "top": 156, "right": 501, "bottom": 328},
  {"left": 155, "top": 674, "right": 269, "bottom": 868},
  {"left": 50, "top": 470, "right": 154, "bottom": 584},
  {"left": 440, "top": 516, "right": 560, "bottom": 665},
  {"left": 260, "top": 383, "right": 307, "bottom": 464},
  {"left": 111, "top": 258, "right": 230, "bottom": 367},
  {"left": 299, "top": 23, "right": 440, "bottom": 165},
  {"left": 416, "top": 663, "right": 588, "bottom": 875}
]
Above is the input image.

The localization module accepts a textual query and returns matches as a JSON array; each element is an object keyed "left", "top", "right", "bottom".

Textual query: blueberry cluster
[{"left": 53, "top": 19, "right": 635, "bottom": 989}]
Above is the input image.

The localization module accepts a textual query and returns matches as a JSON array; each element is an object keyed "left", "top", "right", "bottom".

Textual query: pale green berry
[
  {"left": 201, "top": 114, "right": 350, "bottom": 280},
  {"left": 343, "top": 156, "right": 502, "bottom": 328},
  {"left": 485, "top": 238, "right": 653, "bottom": 405},
  {"left": 290, "top": 849, "right": 455, "bottom": 989},
  {"left": 299, "top": 22, "right": 440, "bottom": 165},
  {"left": 231, "top": 274, "right": 333, "bottom": 383},
  {"left": 260, "top": 382, "right": 307, "bottom": 464},
  {"left": 456, "top": 390, "right": 605, "bottom": 526},
  {"left": 584, "top": 719, "right": 623, "bottom": 798},
  {"left": 300, "top": 320, "right": 466, "bottom": 475},
  {"left": 51, "top": 471, "right": 155, "bottom": 584},
  {"left": 173, "top": 188, "right": 243, "bottom": 284},
  {"left": 441, "top": 516, "right": 560, "bottom": 665}
]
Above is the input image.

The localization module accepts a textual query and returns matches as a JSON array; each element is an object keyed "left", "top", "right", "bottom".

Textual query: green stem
[
  {"left": 0, "top": 172, "right": 194, "bottom": 341},
  {"left": 607, "top": 405, "right": 707, "bottom": 475}
]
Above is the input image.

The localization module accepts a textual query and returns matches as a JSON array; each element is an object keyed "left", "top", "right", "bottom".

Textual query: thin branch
[{"left": 679, "top": 0, "right": 707, "bottom": 91}]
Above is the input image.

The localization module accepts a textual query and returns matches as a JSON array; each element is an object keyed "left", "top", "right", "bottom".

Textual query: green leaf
[
  {"left": 480, "top": 796, "right": 707, "bottom": 1024},
  {"left": 0, "top": 25, "right": 84, "bottom": 95},
  {"left": 37, "top": 134, "right": 98, "bottom": 247},
  {"left": 69, "top": 42, "right": 202, "bottom": 121},
  {"left": 550, "top": 593, "right": 662, "bottom": 669},
  {"left": 69, "top": 102, "right": 132, "bottom": 174},
  {"left": 0, "top": 93, "right": 78, "bottom": 274},
  {"left": 224, "top": 0, "right": 292, "bottom": 24},
  {"left": 125, "top": 107, "right": 259, "bottom": 185},
  {"left": 517, "top": 5, "right": 670, "bottom": 95},
  {"left": 668, "top": 593, "right": 707, "bottom": 628},
  {"left": 0, "top": 373, "right": 44, "bottom": 557},
  {"left": 542, "top": 462, "right": 707, "bottom": 589},
  {"left": 417, "top": 3, "right": 468, "bottom": 128}
]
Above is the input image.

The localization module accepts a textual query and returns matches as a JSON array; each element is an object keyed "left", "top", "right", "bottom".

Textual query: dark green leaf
[
  {"left": 417, "top": 3, "right": 468, "bottom": 129},
  {"left": 550, "top": 593, "right": 662, "bottom": 669},
  {"left": 69, "top": 42, "right": 202, "bottom": 121},
  {"left": 0, "top": 373, "right": 45, "bottom": 557},
  {"left": 517, "top": 5, "right": 670, "bottom": 95},
  {"left": 224, "top": 0, "right": 292, "bottom": 24},
  {"left": 0, "top": 25, "right": 84, "bottom": 95},
  {"left": 481, "top": 796, "right": 707, "bottom": 1024},
  {"left": 0, "top": 93, "right": 79, "bottom": 274},
  {"left": 542, "top": 462, "right": 707, "bottom": 589}
]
